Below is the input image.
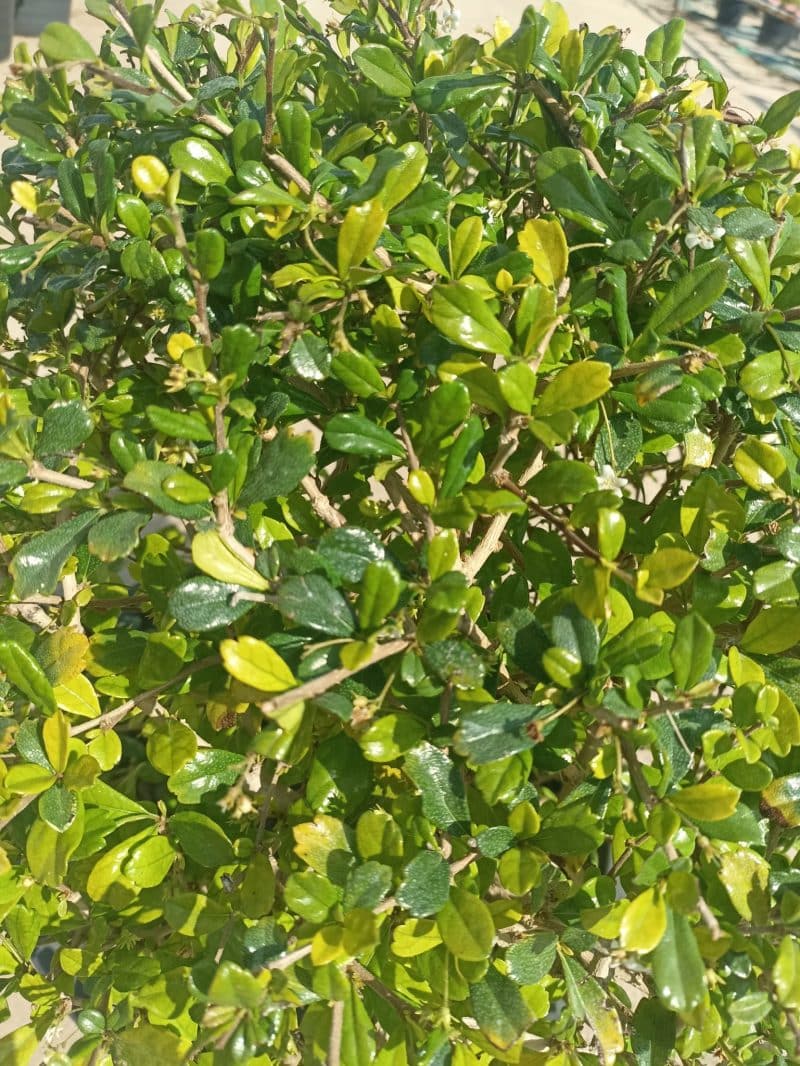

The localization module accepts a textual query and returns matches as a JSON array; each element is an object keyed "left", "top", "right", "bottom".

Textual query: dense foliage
[{"left": 2, "top": 1, "right": 800, "bottom": 1062}]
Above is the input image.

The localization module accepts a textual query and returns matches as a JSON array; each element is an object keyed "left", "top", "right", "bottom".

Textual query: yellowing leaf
[
  {"left": 719, "top": 848, "right": 769, "bottom": 921},
  {"left": 338, "top": 200, "right": 388, "bottom": 277},
  {"left": 537, "top": 361, "right": 611, "bottom": 415},
  {"left": 619, "top": 887, "right": 666, "bottom": 954},
  {"left": 132, "top": 155, "right": 169, "bottom": 196},
  {"left": 43, "top": 709, "right": 70, "bottom": 773},
  {"left": 774, "top": 935, "right": 800, "bottom": 1010},
  {"left": 191, "top": 530, "right": 269, "bottom": 591},
  {"left": 671, "top": 777, "right": 740, "bottom": 821},
  {"left": 518, "top": 219, "right": 569, "bottom": 287},
  {"left": 220, "top": 636, "right": 296, "bottom": 692},
  {"left": 54, "top": 673, "right": 100, "bottom": 718}
]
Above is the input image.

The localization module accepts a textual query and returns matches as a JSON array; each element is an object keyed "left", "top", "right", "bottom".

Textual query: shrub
[{"left": 1, "top": 1, "right": 800, "bottom": 1063}]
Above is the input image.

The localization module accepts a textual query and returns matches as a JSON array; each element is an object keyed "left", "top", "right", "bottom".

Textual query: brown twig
[
  {"left": 70, "top": 656, "right": 219, "bottom": 736},
  {"left": 259, "top": 639, "right": 411, "bottom": 719},
  {"left": 302, "top": 475, "right": 347, "bottom": 528},
  {"left": 28, "top": 461, "right": 94, "bottom": 491},
  {"left": 327, "top": 997, "right": 344, "bottom": 1066}
]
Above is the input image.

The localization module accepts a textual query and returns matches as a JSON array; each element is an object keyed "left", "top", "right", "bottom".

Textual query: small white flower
[
  {"left": 597, "top": 464, "right": 630, "bottom": 497},
  {"left": 685, "top": 221, "right": 724, "bottom": 251}
]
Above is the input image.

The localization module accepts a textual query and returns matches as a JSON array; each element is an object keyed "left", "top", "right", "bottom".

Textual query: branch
[
  {"left": 70, "top": 656, "right": 219, "bottom": 736},
  {"left": 462, "top": 450, "right": 544, "bottom": 581},
  {"left": 28, "top": 460, "right": 94, "bottom": 490},
  {"left": 327, "top": 997, "right": 344, "bottom": 1066},
  {"left": 259, "top": 639, "right": 411, "bottom": 718},
  {"left": 0, "top": 793, "right": 36, "bottom": 832},
  {"left": 302, "top": 474, "right": 347, "bottom": 528}
]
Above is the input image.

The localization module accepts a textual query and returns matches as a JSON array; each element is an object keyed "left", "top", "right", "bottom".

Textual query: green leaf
[
  {"left": 167, "top": 749, "right": 244, "bottom": 804},
  {"left": 670, "top": 612, "right": 714, "bottom": 690},
  {"left": 631, "top": 998, "right": 676, "bottom": 1066},
  {"left": 760, "top": 89, "right": 800, "bottom": 136},
  {"left": 430, "top": 282, "right": 513, "bottom": 357},
  {"left": 639, "top": 547, "right": 698, "bottom": 591},
  {"left": 621, "top": 124, "right": 681, "bottom": 186},
  {"left": 330, "top": 349, "right": 386, "bottom": 397},
  {"left": 0, "top": 640, "right": 56, "bottom": 713},
  {"left": 289, "top": 333, "right": 331, "bottom": 381},
  {"left": 146, "top": 720, "right": 198, "bottom": 776},
  {"left": 337, "top": 200, "right": 388, "bottom": 277},
  {"left": 620, "top": 887, "right": 667, "bottom": 954},
  {"left": 645, "top": 260, "right": 729, "bottom": 339},
  {"left": 527, "top": 459, "right": 597, "bottom": 504},
  {"left": 195, "top": 228, "right": 226, "bottom": 281},
  {"left": 4, "top": 763, "right": 57, "bottom": 794},
  {"left": 742, "top": 606, "right": 800, "bottom": 654},
  {"left": 87, "top": 510, "right": 148, "bottom": 562},
  {"left": 170, "top": 137, "right": 232, "bottom": 186},
  {"left": 454, "top": 702, "right": 552, "bottom": 764},
  {"left": 726, "top": 236, "right": 772, "bottom": 307},
  {"left": 124, "top": 833, "right": 176, "bottom": 888},
  {"left": 436, "top": 887, "right": 494, "bottom": 961},
  {"left": 651, "top": 908, "right": 705, "bottom": 1013},
  {"left": 0, "top": 1027, "right": 38, "bottom": 1066},
  {"left": 734, "top": 437, "right": 788, "bottom": 497},
  {"left": 146, "top": 405, "right": 214, "bottom": 441},
  {"left": 672, "top": 776, "right": 740, "bottom": 821},
  {"left": 324, "top": 413, "right": 405, "bottom": 458},
  {"left": 450, "top": 216, "right": 483, "bottom": 279},
  {"left": 276, "top": 101, "right": 311, "bottom": 176},
  {"left": 117, "top": 194, "right": 150, "bottom": 238},
  {"left": 123, "top": 460, "right": 211, "bottom": 519},
  {"left": 276, "top": 574, "right": 354, "bottom": 637},
  {"left": 191, "top": 529, "right": 268, "bottom": 591},
  {"left": 206, "top": 961, "right": 262, "bottom": 1012},
  {"left": 538, "top": 360, "right": 611, "bottom": 415},
  {"left": 343, "top": 860, "right": 392, "bottom": 910},
  {"left": 238, "top": 428, "right": 315, "bottom": 506},
  {"left": 318, "top": 526, "right": 387, "bottom": 583},
  {"left": 774, "top": 935, "right": 800, "bottom": 1009},
  {"left": 470, "top": 965, "right": 532, "bottom": 1050},
  {"left": 506, "top": 932, "right": 558, "bottom": 985},
  {"left": 358, "top": 560, "right": 402, "bottom": 630},
  {"left": 169, "top": 576, "right": 256, "bottom": 631},
  {"left": 536, "top": 147, "right": 620, "bottom": 235},
  {"left": 164, "top": 892, "right": 229, "bottom": 935},
  {"left": 36, "top": 399, "right": 93, "bottom": 456},
  {"left": 561, "top": 953, "right": 625, "bottom": 1060},
  {"left": 353, "top": 44, "right": 413, "bottom": 98},
  {"left": 396, "top": 851, "right": 450, "bottom": 916},
  {"left": 413, "top": 72, "right": 508, "bottom": 112},
  {"left": 404, "top": 742, "right": 470, "bottom": 833},
  {"left": 40, "top": 21, "right": 96, "bottom": 62},
  {"left": 10, "top": 512, "right": 97, "bottom": 598},
  {"left": 26, "top": 798, "right": 84, "bottom": 885},
  {"left": 221, "top": 635, "right": 297, "bottom": 692}
]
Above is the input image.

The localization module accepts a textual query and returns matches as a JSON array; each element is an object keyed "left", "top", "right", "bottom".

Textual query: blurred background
[{"left": 1, "top": 0, "right": 800, "bottom": 127}]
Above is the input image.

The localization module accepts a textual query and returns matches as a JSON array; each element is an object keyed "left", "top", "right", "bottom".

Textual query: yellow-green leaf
[
  {"left": 518, "top": 218, "right": 569, "bottom": 287},
  {"left": 338, "top": 200, "right": 388, "bottom": 278},
  {"left": 220, "top": 635, "right": 296, "bottom": 692},
  {"left": 774, "top": 935, "right": 800, "bottom": 1010},
  {"left": 537, "top": 360, "right": 611, "bottom": 415},
  {"left": 191, "top": 529, "right": 268, "bottom": 591},
  {"left": 620, "top": 887, "right": 667, "bottom": 954},
  {"left": 42, "top": 708, "right": 70, "bottom": 772},
  {"left": 671, "top": 777, "right": 740, "bottom": 821}
]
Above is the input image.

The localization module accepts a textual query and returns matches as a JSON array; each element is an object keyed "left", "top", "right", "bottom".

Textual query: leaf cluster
[{"left": 1, "top": 2, "right": 800, "bottom": 1064}]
